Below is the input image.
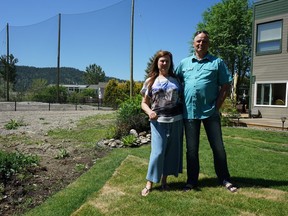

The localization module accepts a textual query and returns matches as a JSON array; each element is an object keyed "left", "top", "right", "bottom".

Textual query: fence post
[{"left": 14, "top": 100, "right": 16, "bottom": 111}]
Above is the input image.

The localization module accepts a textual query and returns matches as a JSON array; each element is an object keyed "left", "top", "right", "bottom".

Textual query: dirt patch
[
  {"left": 241, "top": 188, "right": 287, "bottom": 201},
  {"left": 0, "top": 109, "right": 114, "bottom": 216}
]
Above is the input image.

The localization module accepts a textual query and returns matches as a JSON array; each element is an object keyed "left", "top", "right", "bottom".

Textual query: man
[{"left": 175, "top": 30, "right": 237, "bottom": 192}]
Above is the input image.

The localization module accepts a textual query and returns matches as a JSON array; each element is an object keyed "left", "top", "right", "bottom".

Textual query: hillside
[{"left": 14, "top": 66, "right": 124, "bottom": 91}]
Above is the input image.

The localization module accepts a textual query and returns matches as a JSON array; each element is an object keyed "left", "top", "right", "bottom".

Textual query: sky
[{"left": 0, "top": 0, "right": 250, "bottom": 82}]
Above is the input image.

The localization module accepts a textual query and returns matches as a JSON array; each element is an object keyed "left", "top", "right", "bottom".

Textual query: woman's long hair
[{"left": 146, "top": 50, "right": 175, "bottom": 91}]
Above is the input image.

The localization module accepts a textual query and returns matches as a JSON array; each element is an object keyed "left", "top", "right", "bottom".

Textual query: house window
[
  {"left": 256, "top": 20, "right": 282, "bottom": 54},
  {"left": 256, "top": 82, "right": 287, "bottom": 106}
]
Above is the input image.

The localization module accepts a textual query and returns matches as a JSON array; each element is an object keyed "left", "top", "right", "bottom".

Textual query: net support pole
[
  {"left": 57, "top": 13, "right": 61, "bottom": 103},
  {"left": 6, "top": 23, "right": 9, "bottom": 101},
  {"left": 129, "top": 0, "right": 135, "bottom": 98}
]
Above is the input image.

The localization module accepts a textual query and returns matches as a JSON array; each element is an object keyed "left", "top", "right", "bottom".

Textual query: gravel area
[{"left": 0, "top": 108, "right": 115, "bottom": 137}]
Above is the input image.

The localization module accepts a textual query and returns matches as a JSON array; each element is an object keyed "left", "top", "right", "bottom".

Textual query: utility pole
[
  {"left": 6, "top": 23, "right": 9, "bottom": 101},
  {"left": 129, "top": 0, "right": 135, "bottom": 98}
]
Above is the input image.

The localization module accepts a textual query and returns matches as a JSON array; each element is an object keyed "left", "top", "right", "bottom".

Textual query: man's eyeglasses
[{"left": 194, "top": 30, "right": 209, "bottom": 37}]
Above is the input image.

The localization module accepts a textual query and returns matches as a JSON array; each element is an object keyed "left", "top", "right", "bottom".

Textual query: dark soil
[{"left": 0, "top": 110, "right": 113, "bottom": 216}]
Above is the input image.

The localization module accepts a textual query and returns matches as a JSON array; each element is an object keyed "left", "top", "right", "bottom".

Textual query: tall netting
[
  {"left": 0, "top": 0, "right": 131, "bottom": 88},
  {"left": 61, "top": 0, "right": 130, "bottom": 76},
  {"left": 0, "top": 28, "right": 6, "bottom": 57},
  {"left": 9, "top": 16, "right": 59, "bottom": 68},
  {"left": 0, "top": 27, "right": 8, "bottom": 99}
]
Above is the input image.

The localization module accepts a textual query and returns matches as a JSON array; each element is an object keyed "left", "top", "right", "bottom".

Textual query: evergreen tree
[
  {"left": 84, "top": 64, "right": 105, "bottom": 84},
  {"left": 0, "top": 54, "right": 18, "bottom": 89},
  {"left": 104, "top": 79, "right": 121, "bottom": 108}
]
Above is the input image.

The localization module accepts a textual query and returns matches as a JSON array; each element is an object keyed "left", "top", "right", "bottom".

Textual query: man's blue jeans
[{"left": 184, "top": 111, "right": 230, "bottom": 186}]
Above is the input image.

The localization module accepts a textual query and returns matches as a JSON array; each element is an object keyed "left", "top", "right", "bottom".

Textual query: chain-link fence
[{"left": 0, "top": 101, "right": 113, "bottom": 112}]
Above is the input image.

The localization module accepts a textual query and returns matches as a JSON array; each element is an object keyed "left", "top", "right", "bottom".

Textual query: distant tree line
[
  {"left": 0, "top": 58, "right": 143, "bottom": 106},
  {"left": 14, "top": 66, "right": 85, "bottom": 92},
  {"left": 20, "top": 78, "right": 143, "bottom": 107},
  {"left": 13, "top": 65, "right": 125, "bottom": 92}
]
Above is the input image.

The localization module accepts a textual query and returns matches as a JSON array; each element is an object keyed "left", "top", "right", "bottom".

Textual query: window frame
[
  {"left": 254, "top": 81, "right": 288, "bottom": 107},
  {"left": 256, "top": 20, "right": 283, "bottom": 55}
]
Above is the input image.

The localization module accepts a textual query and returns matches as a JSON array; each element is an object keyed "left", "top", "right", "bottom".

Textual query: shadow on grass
[
  {"left": 232, "top": 177, "right": 288, "bottom": 189},
  {"left": 199, "top": 177, "right": 288, "bottom": 189},
  {"left": 153, "top": 177, "right": 288, "bottom": 192}
]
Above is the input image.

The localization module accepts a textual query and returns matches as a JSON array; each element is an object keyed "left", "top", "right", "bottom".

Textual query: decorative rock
[
  {"left": 139, "top": 131, "right": 147, "bottom": 136},
  {"left": 140, "top": 138, "right": 149, "bottom": 144},
  {"left": 115, "top": 140, "right": 123, "bottom": 145},
  {"left": 109, "top": 141, "right": 118, "bottom": 148},
  {"left": 130, "top": 129, "right": 138, "bottom": 137},
  {"left": 97, "top": 129, "right": 151, "bottom": 148},
  {"left": 103, "top": 139, "right": 111, "bottom": 145}
]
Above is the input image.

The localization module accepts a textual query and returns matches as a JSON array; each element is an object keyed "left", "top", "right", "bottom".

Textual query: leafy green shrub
[
  {"left": 115, "top": 95, "right": 149, "bottom": 138},
  {"left": 0, "top": 150, "right": 39, "bottom": 184},
  {"left": 121, "top": 134, "right": 137, "bottom": 147},
  {"left": 220, "top": 98, "right": 240, "bottom": 126},
  {"left": 4, "top": 119, "right": 26, "bottom": 130},
  {"left": 31, "top": 85, "right": 68, "bottom": 103},
  {"left": 67, "top": 91, "right": 82, "bottom": 104}
]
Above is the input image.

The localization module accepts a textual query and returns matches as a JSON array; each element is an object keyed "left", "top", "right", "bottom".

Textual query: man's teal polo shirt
[{"left": 175, "top": 53, "right": 232, "bottom": 119}]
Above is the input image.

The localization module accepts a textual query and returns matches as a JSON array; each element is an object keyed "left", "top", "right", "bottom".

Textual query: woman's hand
[
  {"left": 141, "top": 95, "right": 158, "bottom": 120},
  {"left": 149, "top": 111, "right": 158, "bottom": 120}
]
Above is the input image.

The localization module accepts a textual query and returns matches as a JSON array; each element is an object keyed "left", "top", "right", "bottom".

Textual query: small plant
[
  {"left": 55, "top": 148, "right": 69, "bottom": 159},
  {"left": 121, "top": 134, "right": 137, "bottom": 147},
  {"left": 0, "top": 150, "right": 39, "bottom": 184},
  {"left": 0, "top": 182, "right": 4, "bottom": 193},
  {"left": 4, "top": 119, "right": 26, "bottom": 130},
  {"left": 75, "top": 163, "right": 86, "bottom": 172},
  {"left": 105, "top": 126, "right": 117, "bottom": 139}
]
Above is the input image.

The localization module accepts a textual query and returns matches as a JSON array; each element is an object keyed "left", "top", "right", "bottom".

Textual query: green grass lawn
[{"left": 25, "top": 123, "right": 288, "bottom": 216}]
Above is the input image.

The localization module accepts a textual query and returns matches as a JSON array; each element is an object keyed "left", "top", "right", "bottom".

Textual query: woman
[{"left": 140, "top": 50, "right": 183, "bottom": 196}]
